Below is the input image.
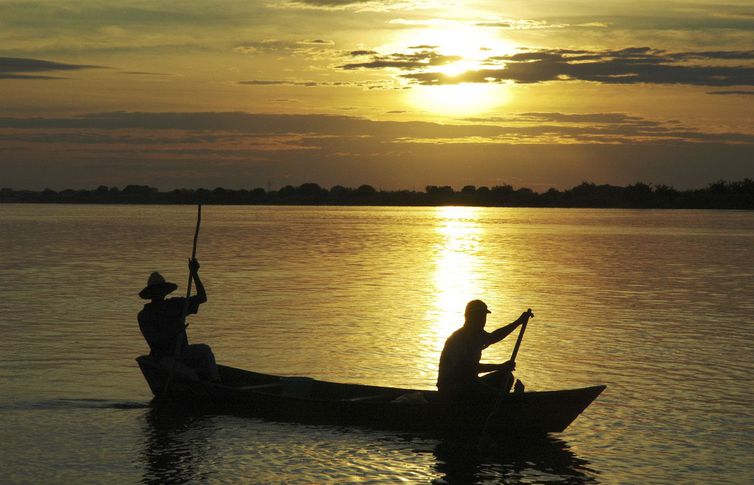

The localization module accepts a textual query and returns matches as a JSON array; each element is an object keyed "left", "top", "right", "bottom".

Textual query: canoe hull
[{"left": 137, "top": 356, "right": 605, "bottom": 436}]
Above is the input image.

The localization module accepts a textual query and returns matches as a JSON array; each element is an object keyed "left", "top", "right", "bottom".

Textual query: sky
[{"left": 1, "top": 0, "right": 753, "bottom": 191}]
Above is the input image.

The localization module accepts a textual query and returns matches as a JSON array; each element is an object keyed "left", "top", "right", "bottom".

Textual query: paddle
[
  {"left": 479, "top": 308, "right": 534, "bottom": 441},
  {"left": 160, "top": 203, "right": 202, "bottom": 398},
  {"left": 509, "top": 308, "right": 533, "bottom": 363}
]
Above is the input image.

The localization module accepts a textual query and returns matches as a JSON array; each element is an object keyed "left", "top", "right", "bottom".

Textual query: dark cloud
[
  {"left": 670, "top": 50, "right": 754, "bottom": 61},
  {"left": 280, "top": 0, "right": 396, "bottom": 9},
  {"left": 476, "top": 21, "right": 514, "bottom": 28},
  {"left": 299, "top": 39, "right": 335, "bottom": 45},
  {"left": 238, "top": 79, "right": 387, "bottom": 88},
  {"left": 340, "top": 50, "right": 462, "bottom": 70},
  {"left": 522, "top": 113, "right": 646, "bottom": 124},
  {"left": 594, "top": 13, "right": 754, "bottom": 31},
  {"left": 2, "top": 111, "right": 752, "bottom": 190},
  {"left": 123, "top": 71, "right": 172, "bottom": 76},
  {"left": 474, "top": 19, "right": 606, "bottom": 30},
  {"left": 344, "top": 47, "right": 754, "bottom": 87},
  {"left": 239, "top": 80, "right": 317, "bottom": 86},
  {"left": 287, "top": 0, "right": 370, "bottom": 4},
  {"left": 1, "top": 110, "right": 752, "bottom": 145},
  {"left": 234, "top": 39, "right": 335, "bottom": 55},
  {"left": 239, "top": 80, "right": 290, "bottom": 85},
  {"left": 0, "top": 111, "right": 486, "bottom": 138},
  {"left": 475, "top": 19, "right": 566, "bottom": 29},
  {"left": 0, "top": 57, "right": 104, "bottom": 80},
  {"left": 465, "top": 113, "right": 648, "bottom": 124},
  {"left": 707, "top": 90, "right": 754, "bottom": 96}
]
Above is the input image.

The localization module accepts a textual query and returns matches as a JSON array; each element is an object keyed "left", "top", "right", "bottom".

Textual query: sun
[{"left": 389, "top": 25, "right": 517, "bottom": 116}]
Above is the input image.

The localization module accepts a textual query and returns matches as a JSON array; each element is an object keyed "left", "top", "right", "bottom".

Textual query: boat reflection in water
[
  {"left": 140, "top": 404, "right": 598, "bottom": 483},
  {"left": 141, "top": 406, "right": 214, "bottom": 485},
  {"left": 433, "top": 435, "right": 597, "bottom": 484}
]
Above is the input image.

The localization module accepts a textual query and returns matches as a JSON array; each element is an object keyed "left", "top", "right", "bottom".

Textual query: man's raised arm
[
  {"left": 189, "top": 258, "right": 207, "bottom": 304},
  {"left": 487, "top": 310, "right": 532, "bottom": 345}
]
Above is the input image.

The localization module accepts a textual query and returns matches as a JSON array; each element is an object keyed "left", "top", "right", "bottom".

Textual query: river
[{"left": 1, "top": 204, "right": 752, "bottom": 483}]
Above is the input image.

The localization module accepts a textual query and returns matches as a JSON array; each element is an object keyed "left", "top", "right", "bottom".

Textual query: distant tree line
[{"left": 2, "top": 180, "right": 754, "bottom": 209}]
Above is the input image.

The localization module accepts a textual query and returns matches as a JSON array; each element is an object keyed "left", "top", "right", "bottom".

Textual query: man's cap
[
  {"left": 465, "top": 299, "right": 491, "bottom": 316},
  {"left": 139, "top": 271, "right": 178, "bottom": 299}
]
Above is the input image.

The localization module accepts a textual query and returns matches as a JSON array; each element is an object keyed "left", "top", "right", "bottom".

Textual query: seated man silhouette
[
  {"left": 138, "top": 258, "right": 220, "bottom": 382},
  {"left": 437, "top": 299, "right": 532, "bottom": 400}
]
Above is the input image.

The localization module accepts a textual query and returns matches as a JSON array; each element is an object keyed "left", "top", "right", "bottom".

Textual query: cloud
[
  {"left": 2, "top": 111, "right": 752, "bottom": 190},
  {"left": 1, "top": 110, "right": 751, "bottom": 145},
  {"left": 601, "top": 12, "right": 754, "bottom": 32},
  {"left": 388, "top": 17, "right": 603, "bottom": 30},
  {"left": 239, "top": 80, "right": 319, "bottom": 86},
  {"left": 465, "top": 113, "right": 650, "bottom": 124},
  {"left": 391, "top": 47, "right": 754, "bottom": 86},
  {"left": 123, "top": 71, "right": 173, "bottom": 76},
  {"left": 299, "top": 39, "right": 336, "bottom": 45},
  {"left": 340, "top": 49, "right": 461, "bottom": 70},
  {"left": 707, "top": 90, "right": 754, "bottom": 96},
  {"left": 0, "top": 57, "right": 104, "bottom": 80},
  {"left": 475, "top": 19, "right": 569, "bottom": 30},
  {"left": 238, "top": 79, "right": 394, "bottom": 89},
  {"left": 669, "top": 50, "right": 754, "bottom": 61},
  {"left": 285, "top": 0, "right": 372, "bottom": 5},
  {"left": 0, "top": 2, "right": 267, "bottom": 54},
  {"left": 388, "top": 18, "right": 452, "bottom": 26},
  {"left": 574, "top": 22, "right": 609, "bottom": 28},
  {"left": 278, "top": 0, "right": 426, "bottom": 12},
  {"left": 711, "top": 11, "right": 754, "bottom": 21},
  {"left": 234, "top": 38, "right": 336, "bottom": 55}
]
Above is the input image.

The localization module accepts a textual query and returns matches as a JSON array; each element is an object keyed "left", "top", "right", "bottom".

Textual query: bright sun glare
[{"left": 391, "top": 26, "right": 517, "bottom": 116}]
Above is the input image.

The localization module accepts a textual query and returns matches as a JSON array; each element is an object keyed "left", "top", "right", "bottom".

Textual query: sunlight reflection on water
[{"left": 428, "top": 206, "right": 485, "bottom": 347}]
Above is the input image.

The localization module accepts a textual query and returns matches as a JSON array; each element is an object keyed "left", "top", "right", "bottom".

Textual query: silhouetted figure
[
  {"left": 437, "top": 300, "right": 532, "bottom": 400},
  {"left": 138, "top": 258, "right": 220, "bottom": 382}
]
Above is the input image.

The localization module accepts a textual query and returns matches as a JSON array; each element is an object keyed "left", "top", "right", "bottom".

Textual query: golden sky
[{"left": 1, "top": 0, "right": 753, "bottom": 190}]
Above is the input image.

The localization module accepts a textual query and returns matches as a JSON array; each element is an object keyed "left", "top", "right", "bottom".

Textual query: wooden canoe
[{"left": 137, "top": 355, "right": 605, "bottom": 436}]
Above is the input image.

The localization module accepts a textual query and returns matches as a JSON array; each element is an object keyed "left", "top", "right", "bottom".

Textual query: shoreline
[
  {"left": 1, "top": 201, "right": 752, "bottom": 210},
  {"left": 2, "top": 180, "right": 753, "bottom": 210}
]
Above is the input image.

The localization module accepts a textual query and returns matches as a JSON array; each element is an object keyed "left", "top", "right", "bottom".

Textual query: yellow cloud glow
[
  {"left": 407, "top": 82, "right": 510, "bottom": 116},
  {"left": 390, "top": 25, "right": 516, "bottom": 115}
]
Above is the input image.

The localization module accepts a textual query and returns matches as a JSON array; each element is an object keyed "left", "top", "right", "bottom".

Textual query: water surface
[{"left": 1, "top": 205, "right": 752, "bottom": 483}]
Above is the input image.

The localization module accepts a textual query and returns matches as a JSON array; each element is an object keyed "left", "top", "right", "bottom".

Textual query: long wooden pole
[
  {"left": 161, "top": 204, "right": 202, "bottom": 398},
  {"left": 509, "top": 309, "right": 532, "bottom": 363},
  {"left": 180, "top": 203, "right": 202, "bottom": 326}
]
